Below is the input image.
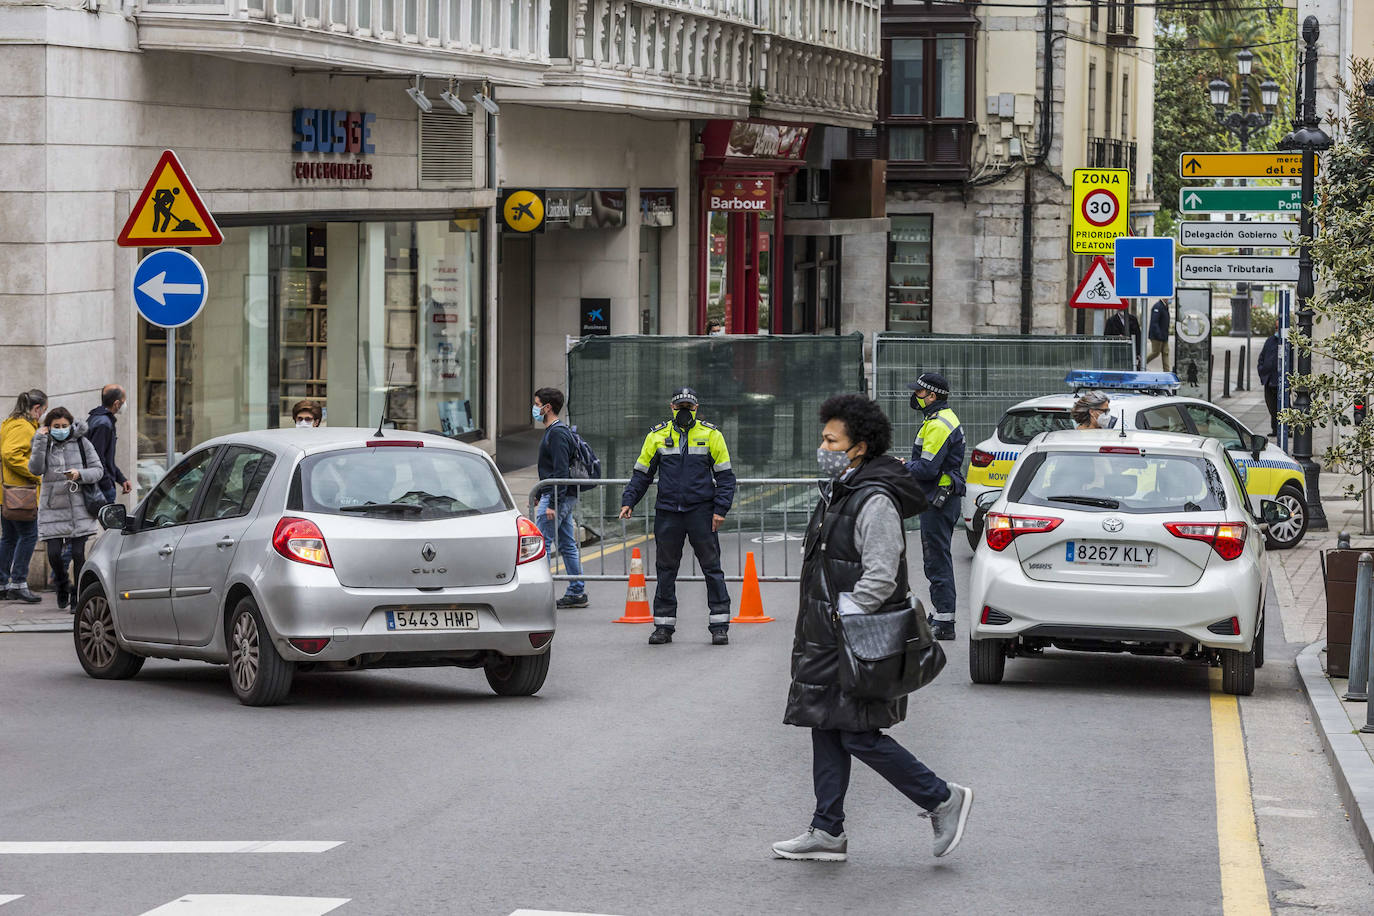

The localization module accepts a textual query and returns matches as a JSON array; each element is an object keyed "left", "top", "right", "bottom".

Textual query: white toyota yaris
[{"left": 967, "top": 429, "right": 1286, "bottom": 696}]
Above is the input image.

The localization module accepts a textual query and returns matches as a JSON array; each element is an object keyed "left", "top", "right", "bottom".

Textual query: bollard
[
  {"left": 1339, "top": 532, "right": 1352, "bottom": 549},
  {"left": 1236, "top": 348, "right": 1246, "bottom": 392},
  {"left": 1365, "top": 603, "right": 1374, "bottom": 732},
  {"left": 1222, "top": 350, "right": 1232, "bottom": 398},
  {"left": 1345, "top": 552, "right": 1374, "bottom": 701}
]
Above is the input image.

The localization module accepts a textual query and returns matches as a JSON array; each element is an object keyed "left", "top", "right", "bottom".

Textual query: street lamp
[{"left": 1277, "top": 16, "right": 1336, "bottom": 531}]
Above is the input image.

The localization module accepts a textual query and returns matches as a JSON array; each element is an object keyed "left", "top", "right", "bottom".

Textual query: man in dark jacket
[
  {"left": 533, "top": 387, "right": 586, "bottom": 608},
  {"left": 1148, "top": 299, "right": 1171, "bottom": 372},
  {"left": 774, "top": 394, "right": 972, "bottom": 862},
  {"left": 86, "top": 385, "right": 131, "bottom": 505},
  {"left": 1257, "top": 331, "right": 1291, "bottom": 436},
  {"left": 1105, "top": 309, "right": 1142, "bottom": 369}
]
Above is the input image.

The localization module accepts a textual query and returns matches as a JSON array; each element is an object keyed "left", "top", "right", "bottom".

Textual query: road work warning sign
[
  {"left": 117, "top": 150, "right": 223, "bottom": 247},
  {"left": 1071, "top": 168, "right": 1130, "bottom": 255}
]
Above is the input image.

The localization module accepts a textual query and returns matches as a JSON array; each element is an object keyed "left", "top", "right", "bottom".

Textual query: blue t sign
[{"left": 1114, "top": 237, "right": 1175, "bottom": 299}]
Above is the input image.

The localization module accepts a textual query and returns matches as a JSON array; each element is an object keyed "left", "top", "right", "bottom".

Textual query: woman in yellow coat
[{"left": 1, "top": 389, "right": 48, "bottom": 603}]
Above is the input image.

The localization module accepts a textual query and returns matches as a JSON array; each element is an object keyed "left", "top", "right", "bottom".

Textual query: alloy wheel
[
  {"left": 230, "top": 612, "right": 260, "bottom": 693},
  {"left": 1271, "top": 492, "right": 1305, "bottom": 546},
  {"left": 78, "top": 596, "right": 118, "bottom": 669}
]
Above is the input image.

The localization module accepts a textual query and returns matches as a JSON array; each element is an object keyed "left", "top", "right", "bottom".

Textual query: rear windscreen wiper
[
  {"left": 1046, "top": 495, "right": 1120, "bottom": 509},
  {"left": 339, "top": 502, "right": 424, "bottom": 514}
]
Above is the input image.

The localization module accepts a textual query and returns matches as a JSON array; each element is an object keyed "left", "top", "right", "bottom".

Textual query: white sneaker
[
  {"left": 924, "top": 783, "right": 973, "bottom": 858},
  {"left": 771, "top": 827, "right": 848, "bottom": 862}
]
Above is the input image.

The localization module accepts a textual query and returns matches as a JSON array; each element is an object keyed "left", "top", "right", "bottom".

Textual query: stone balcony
[{"left": 134, "top": 0, "right": 879, "bottom": 125}]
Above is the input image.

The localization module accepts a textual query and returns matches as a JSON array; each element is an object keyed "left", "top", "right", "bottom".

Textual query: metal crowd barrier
[{"left": 527, "top": 477, "right": 822, "bottom": 583}]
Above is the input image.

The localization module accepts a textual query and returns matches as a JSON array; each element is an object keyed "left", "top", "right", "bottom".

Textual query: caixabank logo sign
[{"left": 292, "top": 109, "right": 376, "bottom": 182}]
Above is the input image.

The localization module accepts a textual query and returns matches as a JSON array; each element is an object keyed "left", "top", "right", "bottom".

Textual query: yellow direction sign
[
  {"left": 501, "top": 189, "right": 545, "bottom": 233},
  {"left": 1178, "top": 151, "right": 1316, "bottom": 179},
  {"left": 117, "top": 150, "right": 222, "bottom": 247},
  {"left": 1071, "top": 169, "right": 1130, "bottom": 255}
]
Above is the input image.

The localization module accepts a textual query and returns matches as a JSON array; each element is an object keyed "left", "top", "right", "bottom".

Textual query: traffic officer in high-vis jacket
[
  {"left": 619, "top": 387, "right": 737, "bottom": 646},
  {"left": 905, "top": 372, "right": 966, "bottom": 642}
]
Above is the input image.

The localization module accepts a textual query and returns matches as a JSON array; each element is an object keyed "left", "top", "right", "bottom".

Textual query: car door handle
[
  {"left": 158, "top": 545, "right": 175, "bottom": 557},
  {"left": 216, "top": 537, "right": 236, "bottom": 549}
]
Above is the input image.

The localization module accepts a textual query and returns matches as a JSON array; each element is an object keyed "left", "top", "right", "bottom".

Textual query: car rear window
[
  {"left": 1007, "top": 450, "right": 1227, "bottom": 514},
  {"left": 289, "top": 447, "right": 511, "bottom": 520},
  {"left": 997, "top": 409, "right": 1076, "bottom": 445}
]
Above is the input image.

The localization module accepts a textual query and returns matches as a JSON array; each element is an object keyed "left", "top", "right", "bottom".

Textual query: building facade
[{"left": 1, "top": 0, "right": 880, "bottom": 479}]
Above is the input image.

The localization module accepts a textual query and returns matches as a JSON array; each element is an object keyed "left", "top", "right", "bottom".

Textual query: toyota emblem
[
  {"left": 421, "top": 543, "right": 437, "bottom": 562},
  {"left": 1102, "top": 517, "right": 1125, "bottom": 533}
]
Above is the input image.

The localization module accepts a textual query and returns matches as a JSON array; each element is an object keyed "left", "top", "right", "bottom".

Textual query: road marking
[
  {"left": 1209, "top": 669, "right": 1271, "bottom": 914},
  {"left": 509, "top": 910, "right": 624, "bottom": 916},
  {"left": 0, "top": 841, "right": 342, "bottom": 854},
  {"left": 0, "top": 896, "right": 22, "bottom": 906},
  {"left": 1254, "top": 806, "right": 1319, "bottom": 818},
  {"left": 139, "top": 896, "right": 349, "bottom": 915}
]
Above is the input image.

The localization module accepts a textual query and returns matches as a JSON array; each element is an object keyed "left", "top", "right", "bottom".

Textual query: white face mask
[{"left": 296, "top": 420, "right": 314, "bottom": 429}]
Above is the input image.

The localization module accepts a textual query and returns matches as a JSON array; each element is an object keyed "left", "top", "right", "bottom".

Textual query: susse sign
[{"left": 292, "top": 109, "right": 377, "bottom": 154}]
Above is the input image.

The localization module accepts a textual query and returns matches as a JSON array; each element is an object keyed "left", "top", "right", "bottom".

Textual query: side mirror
[
  {"left": 974, "top": 490, "right": 1002, "bottom": 510},
  {"left": 98, "top": 503, "right": 130, "bottom": 534},
  {"left": 1261, "top": 499, "right": 1292, "bottom": 525},
  {"left": 1250, "top": 434, "right": 1266, "bottom": 461}
]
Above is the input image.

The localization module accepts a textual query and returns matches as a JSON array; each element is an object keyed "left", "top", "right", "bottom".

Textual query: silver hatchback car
[{"left": 74, "top": 429, "right": 555, "bottom": 705}]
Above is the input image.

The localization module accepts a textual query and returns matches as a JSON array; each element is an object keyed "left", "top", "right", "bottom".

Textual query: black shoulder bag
[{"left": 74, "top": 437, "right": 110, "bottom": 516}]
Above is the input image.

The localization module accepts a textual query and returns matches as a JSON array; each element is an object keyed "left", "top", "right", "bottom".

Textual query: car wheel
[
  {"left": 1254, "top": 610, "right": 1265, "bottom": 670},
  {"left": 969, "top": 637, "right": 1007, "bottom": 685},
  {"left": 484, "top": 650, "right": 551, "bottom": 697},
  {"left": 227, "top": 596, "right": 294, "bottom": 707},
  {"left": 1221, "top": 647, "right": 1255, "bottom": 696},
  {"left": 1265, "top": 484, "right": 1308, "bottom": 550},
  {"left": 74, "top": 584, "right": 144, "bottom": 680}
]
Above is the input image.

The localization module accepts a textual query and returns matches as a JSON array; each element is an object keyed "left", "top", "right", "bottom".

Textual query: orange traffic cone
[
  {"left": 731, "top": 551, "right": 774, "bottom": 623},
  {"left": 615, "top": 547, "right": 654, "bottom": 624}
]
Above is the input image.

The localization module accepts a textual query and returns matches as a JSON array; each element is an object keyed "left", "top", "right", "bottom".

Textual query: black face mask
[
  {"left": 673, "top": 407, "right": 696, "bottom": 430},
  {"left": 910, "top": 392, "right": 925, "bottom": 411}
]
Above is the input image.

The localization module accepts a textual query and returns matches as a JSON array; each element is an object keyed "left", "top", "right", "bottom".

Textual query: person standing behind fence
[
  {"left": 1105, "top": 309, "right": 1142, "bottom": 370},
  {"left": 533, "top": 387, "right": 587, "bottom": 609},
  {"left": 773, "top": 394, "right": 973, "bottom": 862},
  {"left": 618, "top": 386, "right": 736, "bottom": 646},
  {"left": 904, "top": 372, "right": 965, "bottom": 642},
  {"left": 29, "top": 408, "right": 103, "bottom": 612},
  {"left": 2, "top": 389, "right": 47, "bottom": 604}
]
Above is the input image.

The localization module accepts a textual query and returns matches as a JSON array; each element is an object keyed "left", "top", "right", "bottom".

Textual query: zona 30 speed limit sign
[{"left": 1071, "top": 168, "right": 1130, "bottom": 254}]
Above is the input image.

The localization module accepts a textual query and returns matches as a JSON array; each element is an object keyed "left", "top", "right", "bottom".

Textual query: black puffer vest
[{"left": 784, "top": 456, "right": 924, "bottom": 732}]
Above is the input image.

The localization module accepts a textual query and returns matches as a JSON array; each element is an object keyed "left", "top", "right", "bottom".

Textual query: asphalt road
[{"left": 2, "top": 538, "right": 1372, "bottom": 915}]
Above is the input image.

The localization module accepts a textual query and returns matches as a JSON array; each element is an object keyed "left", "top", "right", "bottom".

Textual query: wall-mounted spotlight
[
  {"left": 440, "top": 82, "right": 468, "bottom": 115},
  {"left": 407, "top": 76, "right": 433, "bottom": 113},
  {"left": 472, "top": 92, "right": 500, "bottom": 116}
]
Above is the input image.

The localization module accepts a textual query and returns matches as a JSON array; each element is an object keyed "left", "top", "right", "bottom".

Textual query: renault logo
[
  {"left": 421, "top": 543, "right": 437, "bottom": 562},
  {"left": 1102, "top": 517, "right": 1125, "bottom": 533}
]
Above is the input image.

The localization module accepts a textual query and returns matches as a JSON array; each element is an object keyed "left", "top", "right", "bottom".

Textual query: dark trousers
[
  {"left": 653, "top": 504, "right": 731, "bottom": 631},
  {"left": 99, "top": 482, "right": 117, "bottom": 506},
  {"left": 919, "top": 498, "right": 961, "bottom": 621},
  {"left": 46, "top": 536, "right": 88, "bottom": 589},
  {"left": 1264, "top": 385, "right": 1279, "bottom": 436},
  {"left": 811, "top": 728, "right": 950, "bottom": 835}
]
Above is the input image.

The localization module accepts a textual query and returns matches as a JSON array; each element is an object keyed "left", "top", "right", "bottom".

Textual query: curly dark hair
[{"left": 818, "top": 394, "right": 892, "bottom": 457}]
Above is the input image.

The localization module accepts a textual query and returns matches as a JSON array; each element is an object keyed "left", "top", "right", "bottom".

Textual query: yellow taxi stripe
[{"left": 1209, "top": 668, "right": 1270, "bottom": 914}]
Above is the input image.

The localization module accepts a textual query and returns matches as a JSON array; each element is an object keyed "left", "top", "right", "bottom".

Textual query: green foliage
[{"left": 1281, "top": 59, "right": 1374, "bottom": 487}]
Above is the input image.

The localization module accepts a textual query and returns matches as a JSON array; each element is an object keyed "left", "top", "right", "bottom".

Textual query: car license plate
[
  {"left": 1064, "top": 541, "right": 1157, "bottom": 568},
  {"left": 385, "top": 608, "right": 479, "bottom": 631}
]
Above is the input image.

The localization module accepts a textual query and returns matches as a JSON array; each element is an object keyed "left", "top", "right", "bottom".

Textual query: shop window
[
  {"left": 888, "top": 215, "right": 932, "bottom": 333},
  {"left": 780, "top": 236, "right": 841, "bottom": 335},
  {"left": 639, "top": 229, "right": 662, "bottom": 334}
]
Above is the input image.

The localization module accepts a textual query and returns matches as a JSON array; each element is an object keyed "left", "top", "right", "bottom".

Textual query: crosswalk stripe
[
  {"left": 0, "top": 841, "right": 342, "bottom": 854},
  {"left": 0, "top": 896, "right": 23, "bottom": 906},
  {"left": 139, "top": 895, "right": 349, "bottom": 915}
]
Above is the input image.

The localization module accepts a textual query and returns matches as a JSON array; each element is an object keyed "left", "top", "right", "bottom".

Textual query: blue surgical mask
[
  {"left": 51, "top": 427, "right": 71, "bottom": 441},
  {"left": 532, "top": 405, "right": 544, "bottom": 422}
]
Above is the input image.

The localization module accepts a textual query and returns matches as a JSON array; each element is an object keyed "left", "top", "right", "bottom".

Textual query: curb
[
  {"left": 0, "top": 621, "right": 72, "bottom": 633},
  {"left": 1296, "top": 640, "right": 1374, "bottom": 870}
]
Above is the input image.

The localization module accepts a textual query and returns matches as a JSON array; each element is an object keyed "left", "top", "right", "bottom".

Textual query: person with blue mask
[{"left": 28, "top": 406, "right": 104, "bottom": 611}]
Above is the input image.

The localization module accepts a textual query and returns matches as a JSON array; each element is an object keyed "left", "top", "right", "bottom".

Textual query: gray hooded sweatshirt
[{"left": 28, "top": 422, "right": 104, "bottom": 541}]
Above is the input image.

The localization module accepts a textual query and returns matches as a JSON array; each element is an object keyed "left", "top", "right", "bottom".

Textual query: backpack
[{"left": 565, "top": 425, "right": 602, "bottom": 493}]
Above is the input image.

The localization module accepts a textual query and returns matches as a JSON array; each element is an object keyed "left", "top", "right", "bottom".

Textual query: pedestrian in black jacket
[
  {"left": 533, "top": 387, "right": 586, "bottom": 608},
  {"left": 772, "top": 394, "right": 973, "bottom": 863},
  {"left": 1148, "top": 299, "right": 1171, "bottom": 372},
  {"left": 1257, "top": 332, "right": 1290, "bottom": 436},
  {"left": 86, "top": 385, "right": 131, "bottom": 504}
]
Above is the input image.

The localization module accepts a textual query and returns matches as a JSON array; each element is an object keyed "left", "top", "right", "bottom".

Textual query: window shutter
[
  {"left": 853, "top": 128, "right": 880, "bottom": 159},
  {"left": 419, "top": 109, "right": 475, "bottom": 186}
]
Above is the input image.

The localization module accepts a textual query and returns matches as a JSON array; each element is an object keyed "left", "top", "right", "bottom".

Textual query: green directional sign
[{"left": 1178, "top": 187, "right": 1303, "bottom": 214}]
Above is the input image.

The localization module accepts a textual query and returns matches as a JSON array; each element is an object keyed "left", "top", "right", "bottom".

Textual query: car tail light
[
  {"left": 1164, "top": 522, "right": 1248, "bottom": 561},
  {"left": 980, "top": 606, "right": 1012, "bottom": 625},
  {"left": 517, "top": 516, "right": 546, "bottom": 564},
  {"left": 366, "top": 439, "right": 424, "bottom": 448},
  {"left": 1099, "top": 446, "right": 1141, "bottom": 455},
  {"left": 970, "top": 448, "right": 995, "bottom": 468},
  {"left": 272, "top": 517, "right": 332, "bottom": 567},
  {"left": 529, "top": 632, "right": 554, "bottom": 649},
  {"left": 288, "top": 637, "right": 331, "bottom": 654},
  {"left": 1207, "top": 617, "right": 1242, "bottom": 636},
  {"left": 985, "top": 512, "right": 1063, "bottom": 551}
]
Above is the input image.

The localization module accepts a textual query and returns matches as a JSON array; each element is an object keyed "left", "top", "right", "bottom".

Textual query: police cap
[
  {"left": 670, "top": 387, "right": 700, "bottom": 407},
  {"left": 907, "top": 372, "right": 951, "bottom": 397}
]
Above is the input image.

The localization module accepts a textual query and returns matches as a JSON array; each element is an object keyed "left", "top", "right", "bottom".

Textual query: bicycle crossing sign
[
  {"left": 1071, "top": 168, "right": 1131, "bottom": 254},
  {"left": 117, "top": 150, "right": 223, "bottom": 247},
  {"left": 1069, "top": 256, "right": 1125, "bottom": 309}
]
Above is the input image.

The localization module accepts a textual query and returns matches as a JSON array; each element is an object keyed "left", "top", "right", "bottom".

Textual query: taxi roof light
[{"left": 1064, "top": 369, "right": 1181, "bottom": 394}]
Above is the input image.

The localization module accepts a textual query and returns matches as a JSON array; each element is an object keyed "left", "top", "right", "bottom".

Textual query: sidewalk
[{"left": 0, "top": 591, "right": 73, "bottom": 633}]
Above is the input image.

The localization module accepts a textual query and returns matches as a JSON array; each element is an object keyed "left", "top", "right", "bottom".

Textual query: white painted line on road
[
  {"left": 139, "top": 895, "right": 349, "bottom": 915},
  {"left": 509, "top": 910, "right": 625, "bottom": 916},
  {"left": 1254, "top": 806, "right": 1319, "bottom": 818},
  {"left": 0, "top": 895, "right": 23, "bottom": 906},
  {"left": 0, "top": 841, "right": 342, "bottom": 854}
]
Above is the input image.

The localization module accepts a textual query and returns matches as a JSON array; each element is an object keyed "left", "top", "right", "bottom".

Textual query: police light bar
[{"left": 1064, "top": 370, "right": 1180, "bottom": 393}]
